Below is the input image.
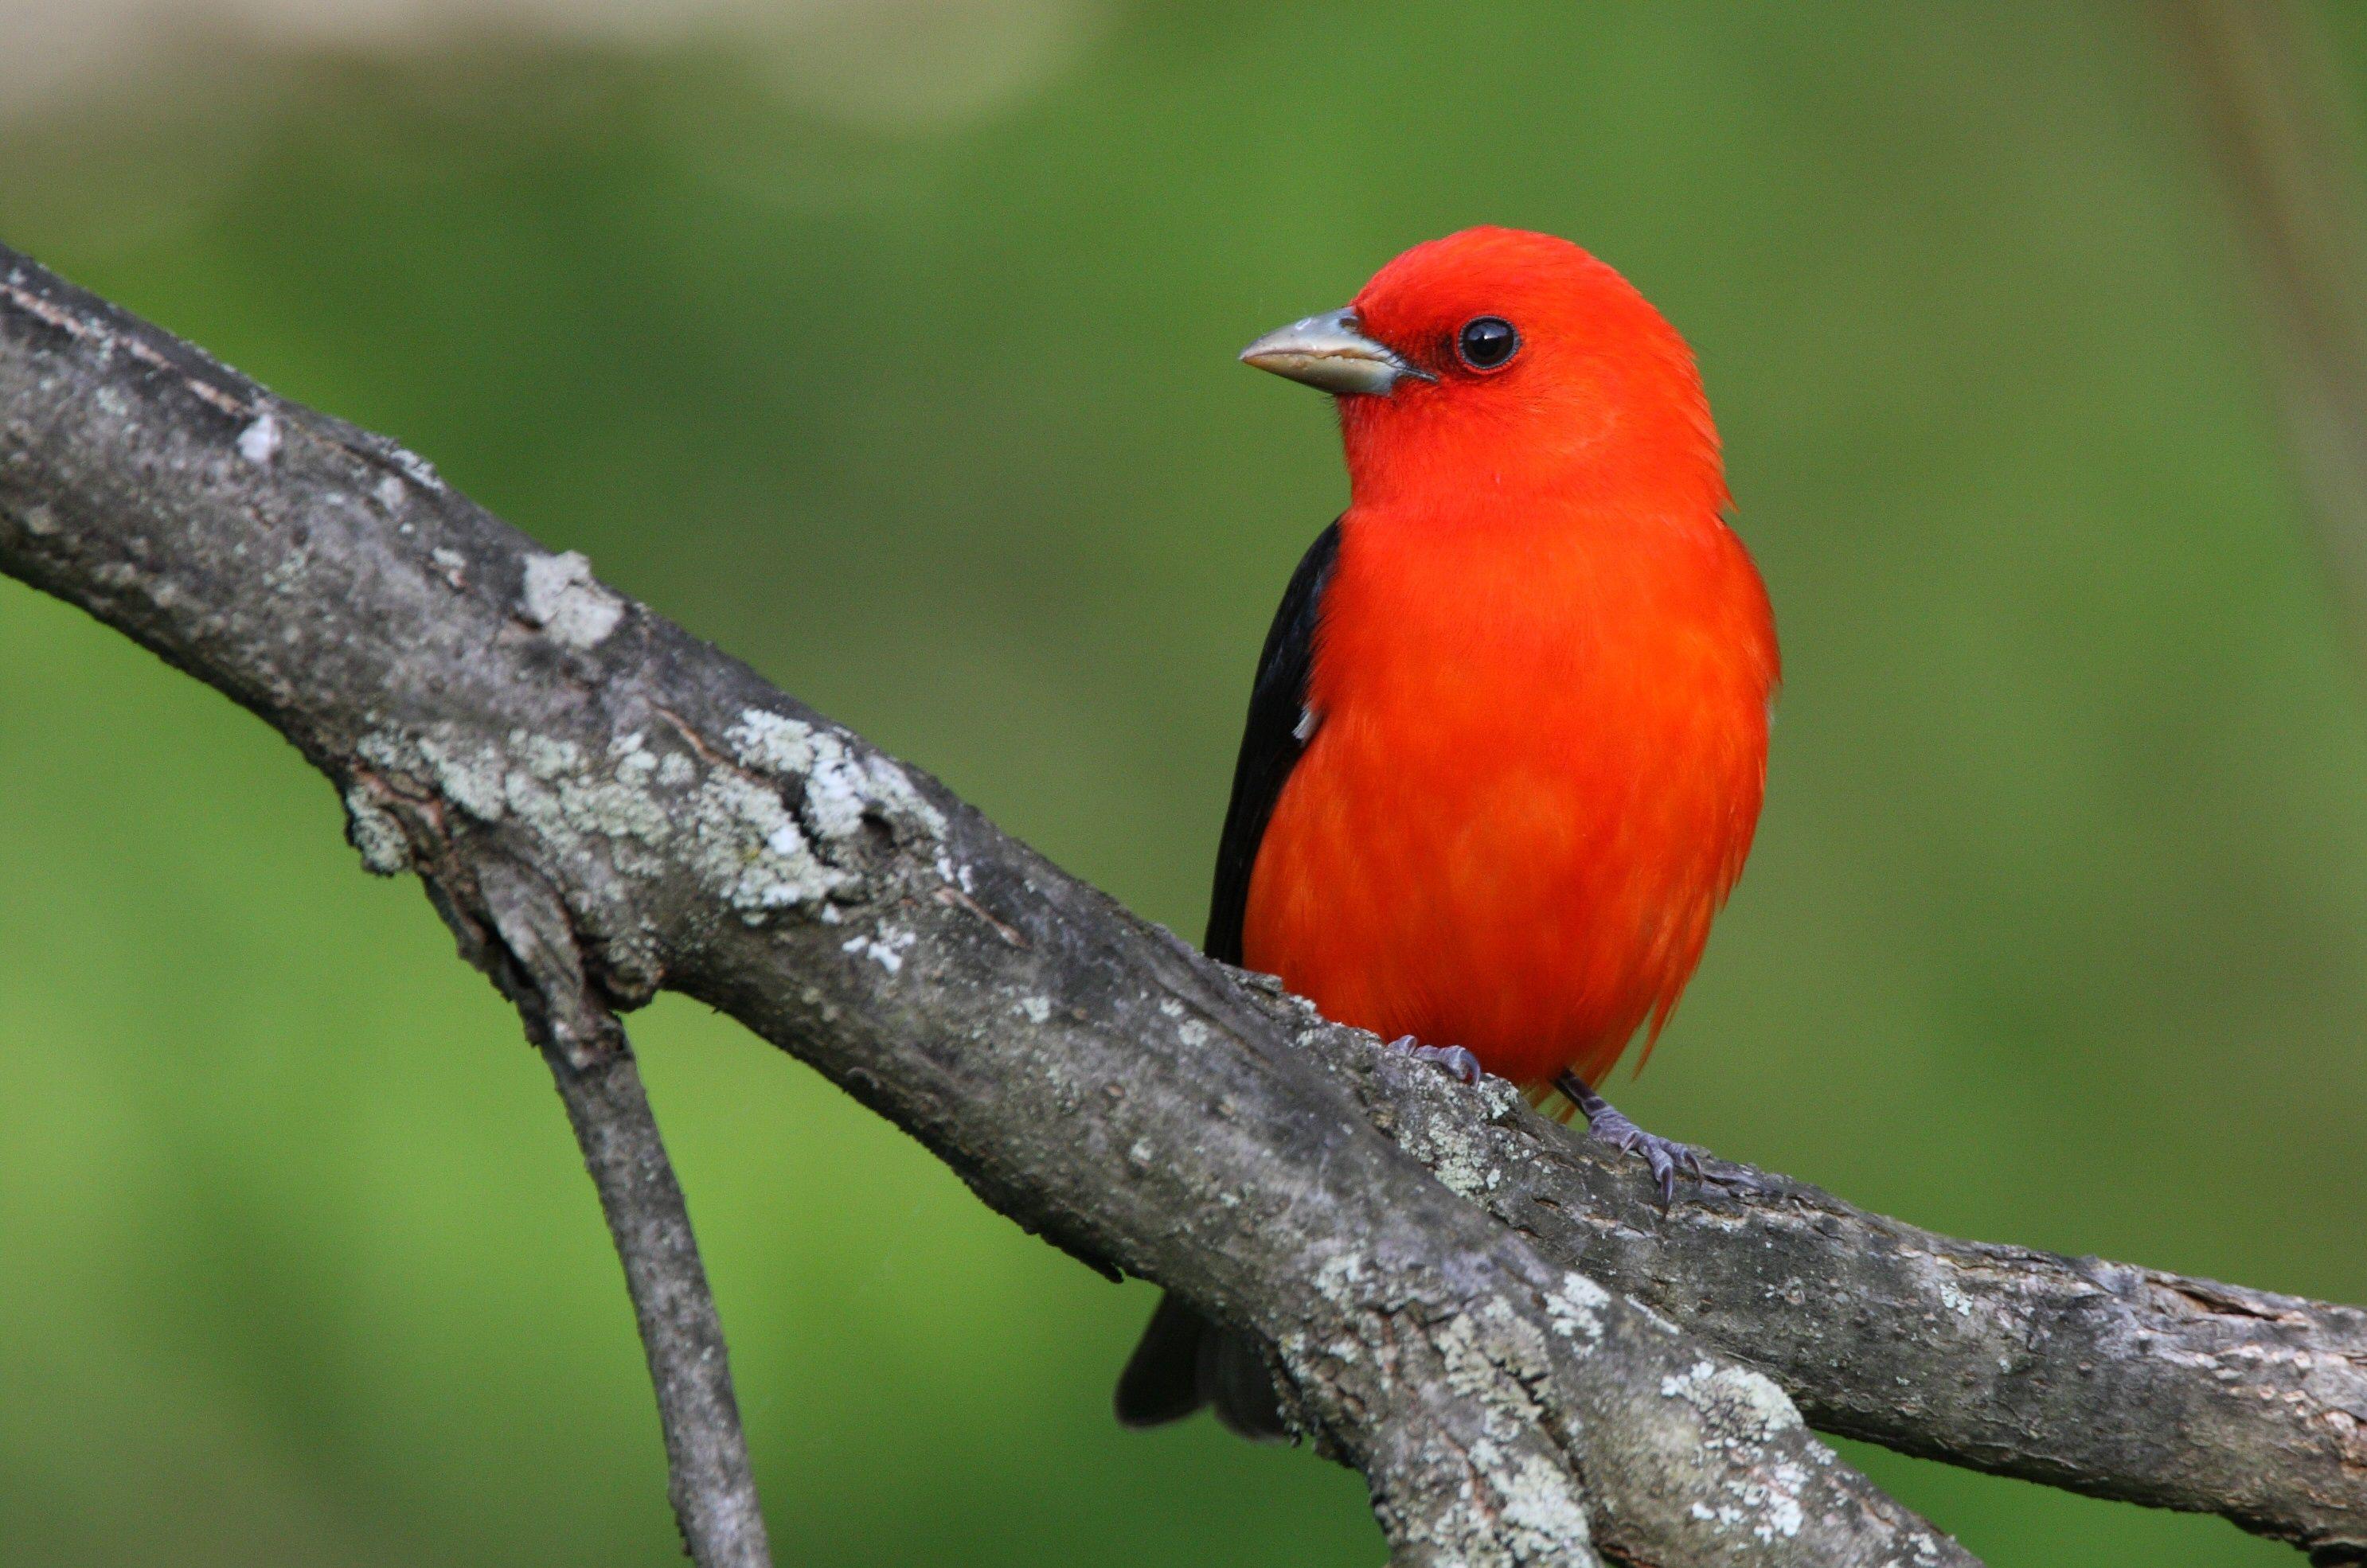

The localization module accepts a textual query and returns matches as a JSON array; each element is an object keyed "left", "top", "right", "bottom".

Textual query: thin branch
[
  {"left": 2157, "top": 0, "right": 2367, "bottom": 684},
  {"left": 545, "top": 1041, "right": 770, "bottom": 1566},
  {"left": 474, "top": 856, "right": 772, "bottom": 1568}
]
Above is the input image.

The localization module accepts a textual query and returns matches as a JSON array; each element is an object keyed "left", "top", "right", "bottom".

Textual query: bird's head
[{"left": 1240, "top": 226, "right": 1722, "bottom": 512}]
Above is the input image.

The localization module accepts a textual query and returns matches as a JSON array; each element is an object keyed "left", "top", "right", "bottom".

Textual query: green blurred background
[{"left": 3, "top": 2, "right": 2364, "bottom": 1562}]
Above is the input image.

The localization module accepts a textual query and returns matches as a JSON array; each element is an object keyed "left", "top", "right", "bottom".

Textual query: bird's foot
[
  {"left": 1587, "top": 1106, "right": 1703, "bottom": 1208},
  {"left": 1385, "top": 1035, "right": 1484, "bottom": 1086},
  {"left": 1554, "top": 1071, "right": 1705, "bottom": 1207}
]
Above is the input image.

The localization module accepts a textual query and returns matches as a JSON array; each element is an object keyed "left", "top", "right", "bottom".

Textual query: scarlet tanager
[{"left": 1115, "top": 227, "right": 1779, "bottom": 1437}]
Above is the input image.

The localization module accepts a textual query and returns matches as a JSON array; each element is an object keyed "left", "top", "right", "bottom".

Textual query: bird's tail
[{"left": 1111, "top": 1291, "right": 1288, "bottom": 1441}]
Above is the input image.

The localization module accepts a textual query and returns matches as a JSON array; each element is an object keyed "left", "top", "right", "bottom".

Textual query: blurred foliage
[{"left": 3, "top": 2, "right": 2365, "bottom": 1563}]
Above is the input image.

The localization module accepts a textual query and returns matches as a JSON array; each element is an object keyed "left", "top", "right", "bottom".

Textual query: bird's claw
[
  {"left": 1583, "top": 1106, "right": 1704, "bottom": 1207},
  {"left": 1385, "top": 1035, "right": 1484, "bottom": 1086},
  {"left": 1554, "top": 1071, "right": 1713, "bottom": 1207}
]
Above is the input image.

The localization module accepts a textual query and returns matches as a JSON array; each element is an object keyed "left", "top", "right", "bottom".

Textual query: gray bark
[
  {"left": 1280, "top": 995, "right": 2367, "bottom": 1562},
  {"left": 0, "top": 237, "right": 2357, "bottom": 1562}
]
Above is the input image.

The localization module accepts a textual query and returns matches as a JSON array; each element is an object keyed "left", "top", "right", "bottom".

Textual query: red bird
[{"left": 1116, "top": 227, "right": 1779, "bottom": 1437}]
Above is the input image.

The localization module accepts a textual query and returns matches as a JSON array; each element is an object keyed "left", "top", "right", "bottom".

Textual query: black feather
[
  {"left": 1113, "top": 1292, "right": 1216, "bottom": 1429},
  {"left": 1205, "top": 519, "right": 1340, "bottom": 965}
]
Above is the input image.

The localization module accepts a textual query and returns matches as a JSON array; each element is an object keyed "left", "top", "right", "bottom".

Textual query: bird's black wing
[
  {"left": 1204, "top": 518, "right": 1340, "bottom": 965},
  {"left": 1115, "top": 519, "right": 1338, "bottom": 1442}
]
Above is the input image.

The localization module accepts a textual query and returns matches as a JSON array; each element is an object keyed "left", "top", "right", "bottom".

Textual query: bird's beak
[{"left": 1239, "top": 307, "right": 1432, "bottom": 396}]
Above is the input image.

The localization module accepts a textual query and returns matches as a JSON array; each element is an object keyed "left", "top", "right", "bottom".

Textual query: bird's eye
[{"left": 1455, "top": 316, "right": 1519, "bottom": 372}]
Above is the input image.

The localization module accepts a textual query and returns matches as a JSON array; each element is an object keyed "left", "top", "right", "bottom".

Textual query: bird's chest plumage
[{"left": 1240, "top": 505, "right": 1776, "bottom": 1087}]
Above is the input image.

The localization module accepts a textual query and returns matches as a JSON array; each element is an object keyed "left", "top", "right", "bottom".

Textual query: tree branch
[
  {"left": 0, "top": 240, "right": 1963, "bottom": 1568},
  {"left": 1277, "top": 993, "right": 2367, "bottom": 1562},
  {"left": 473, "top": 854, "right": 772, "bottom": 1567},
  {"left": 0, "top": 238, "right": 2357, "bottom": 1562},
  {"left": 544, "top": 1037, "right": 770, "bottom": 1566}
]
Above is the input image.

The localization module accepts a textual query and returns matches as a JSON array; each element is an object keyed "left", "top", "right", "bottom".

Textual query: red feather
[{"left": 1240, "top": 228, "right": 1778, "bottom": 1090}]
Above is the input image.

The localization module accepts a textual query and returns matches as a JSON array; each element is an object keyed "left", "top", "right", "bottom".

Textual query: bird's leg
[
  {"left": 1385, "top": 1035, "right": 1484, "bottom": 1086},
  {"left": 1554, "top": 1071, "right": 1705, "bottom": 1207}
]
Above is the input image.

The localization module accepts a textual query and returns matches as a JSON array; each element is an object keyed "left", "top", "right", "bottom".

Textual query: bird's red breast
[{"left": 1238, "top": 228, "right": 1778, "bottom": 1090}]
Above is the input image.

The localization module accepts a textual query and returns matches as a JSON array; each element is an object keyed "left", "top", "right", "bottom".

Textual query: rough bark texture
[
  {"left": 1276, "top": 997, "right": 2367, "bottom": 1562},
  {"left": 0, "top": 237, "right": 2359, "bottom": 1562}
]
